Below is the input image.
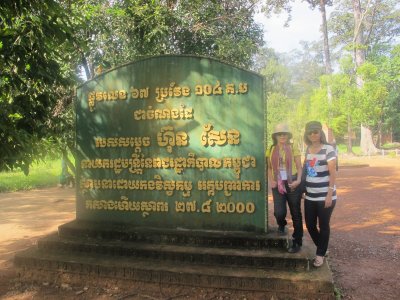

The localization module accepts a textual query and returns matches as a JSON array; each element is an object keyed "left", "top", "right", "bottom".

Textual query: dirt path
[
  {"left": 329, "top": 157, "right": 400, "bottom": 299},
  {"left": 0, "top": 157, "right": 399, "bottom": 299}
]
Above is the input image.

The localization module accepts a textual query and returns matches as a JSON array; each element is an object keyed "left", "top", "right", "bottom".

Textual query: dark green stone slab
[
  {"left": 75, "top": 55, "right": 266, "bottom": 233},
  {"left": 58, "top": 220, "right": 286, "bottom": 249}
]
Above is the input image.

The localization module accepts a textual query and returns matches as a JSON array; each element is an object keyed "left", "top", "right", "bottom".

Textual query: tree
[
  {"left": 76, "top": 0, "right": 264, "bottom": 79},
  {"left": 262, "top": 0, "right": 333, "bottom": 74},
  {"left": 265, "top": 92, "right": 297, "bottom": 144},
  {"left": 255, "top": 47, "right": 292, "bottom": 93},
  {"left": 305, "top": 1, "right": 335, "bottom": 139},
  {"left": 327, "top": 0, "right": 400, "bottom": 153},
  {"left": 304, "top": 0, "right": 334, "bottom": 74},
  {"left": 370, "top": 45, "right": 400, "bottom": 145},
  {"left": 306, "top": 54, "right": 393, "bottom": 153},
  {"left": 259, "top": 45, "right": 324, "bottom": 146},
  {"left": 261, "top": 0, "right": 296, "bottom": 25},
  {"left": 329, "top": 0, "right": 400, "bottom": 59},
  {"left": 0, "top": 0, "right": 81, "bottom": 173},
  {"left": 352, "top": 0, "right": 385, "bottom": 153},
  {"left": 285, "top": 41, "right": 325, "bottom": 99}
]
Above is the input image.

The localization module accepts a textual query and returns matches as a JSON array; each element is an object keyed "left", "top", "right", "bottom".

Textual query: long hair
[{"left": 303, "top": 129, "right": 328, "bottom": 146}]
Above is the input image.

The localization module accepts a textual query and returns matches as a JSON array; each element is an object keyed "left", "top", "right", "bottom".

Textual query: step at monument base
[
  {"left": 15, "top": 247, "right": 334, "bottom": 299},
  {"left": 57, "top": 220, "right": 288, "bottom": 249},
  {"left": 14, "top": 221, "right": 335, "bottom": 299},
  {"left": 36, "top": 233, "right": 310, "bottom": 271}
]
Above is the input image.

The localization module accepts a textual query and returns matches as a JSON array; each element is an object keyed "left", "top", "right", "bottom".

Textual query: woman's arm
[
  {"left": 295, "top": 155, "right": 302, "bottom": 182},
  {"left": 267, "top": 159, "right": 277, "bottom": 188},
  {"left": 325, "top": 158, "right": 337, "bottom": 208},
  {"left": 288, "top": 155, "right": 302, "bottom": 190}
]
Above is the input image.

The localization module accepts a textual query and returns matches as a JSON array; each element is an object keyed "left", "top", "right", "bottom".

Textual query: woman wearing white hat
[{"left": 266, "top": 123, "right": 303, "bottom": 253}]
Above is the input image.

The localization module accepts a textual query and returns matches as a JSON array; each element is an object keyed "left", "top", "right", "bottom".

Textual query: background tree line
[
  {"left": 261, "top": 0, "right": 400, "bottom": 154},
  {"left": 1, "top": 0, "right": 399, "bottom": 174}
]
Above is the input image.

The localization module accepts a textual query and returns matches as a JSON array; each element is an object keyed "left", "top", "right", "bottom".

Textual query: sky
[{"left": 254, "top": 1, "right": 332, "bottom": 53}]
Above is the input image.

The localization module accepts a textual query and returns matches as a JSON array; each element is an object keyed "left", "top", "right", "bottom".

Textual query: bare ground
[
  {"left": 0, "top": 156, "right": 399, "bottom": 299},
  {"left": 328, "top": 157, "right": 400, "bottom": 299}
]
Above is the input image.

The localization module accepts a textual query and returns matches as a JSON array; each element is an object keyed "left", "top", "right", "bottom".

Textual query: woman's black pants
[
  {"left": 272, "top": 182, "right": 303, "bottom": 245},
  {"left": 304, "top": 199, "right": 336, "bottom": 256}
]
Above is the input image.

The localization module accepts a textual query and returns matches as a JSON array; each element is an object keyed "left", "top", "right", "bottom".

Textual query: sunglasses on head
[{"left": 307, "top": 130, "right": 320, "bottom": 135}]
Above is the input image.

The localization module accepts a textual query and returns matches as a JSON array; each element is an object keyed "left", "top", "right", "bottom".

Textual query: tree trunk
[
  {"left": 353, "top": 0, "right": 374, "bottom": 155},
  {"left": 347, "top": 114, "right": 354, "bottom": 154},
  {"left": 62, "top": 148, "right": 76, "bottom": 175},
  {"left": 390, "top": 126, "right": 393, "bottom": 143},
  {"left": 320, "top": 0, "right": 332, "bottom": 75},
  {"left": 353, "top": 0, "right": 365, "bottom": 87},
  {"left": 320, "top": 0, "right": 334, "bottom": 141},
  {"left": 360, "top": 125, "right": 378, "bottom": 155},
  {"left": 81, "top": 54, "right": 91, "bottom": 80}
]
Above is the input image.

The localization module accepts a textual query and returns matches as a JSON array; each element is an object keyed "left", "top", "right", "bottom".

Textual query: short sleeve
[
  {"left": 326, "top": 145, "right": 337, "bottom": 161},
  {"left": 266, "top": 146, "right": 272, "bottom": 158}
]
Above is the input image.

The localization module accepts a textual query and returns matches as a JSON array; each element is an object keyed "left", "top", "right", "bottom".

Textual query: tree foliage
[
  {"left": 0, "top": 0, "right": 265, "bottom": 172},
  {"left": 0, "top": 0, "right": 80, "bottom": 173},
  {"left": 372, "top": 45, "right": 400, "bottom": 142},
  {"left": 329, "top": 0, "right": 400, "bottom": 58},
  {"left": 76, "top": 0, "right": 264, "bottom": 79}
]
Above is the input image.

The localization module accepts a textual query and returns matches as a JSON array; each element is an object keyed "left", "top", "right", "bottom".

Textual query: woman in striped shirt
[{"left": 303, "top": 121, "right": 337, "bottom": 267}]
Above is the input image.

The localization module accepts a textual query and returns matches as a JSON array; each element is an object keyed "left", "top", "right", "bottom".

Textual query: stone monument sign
[{"left": 75, "top": 55, "right": 266, "bottom": 232}]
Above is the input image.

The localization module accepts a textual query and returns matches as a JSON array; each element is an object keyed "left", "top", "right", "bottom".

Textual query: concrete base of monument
[{"left": 14, "top": 220, "right": 335, "bottom": 299}]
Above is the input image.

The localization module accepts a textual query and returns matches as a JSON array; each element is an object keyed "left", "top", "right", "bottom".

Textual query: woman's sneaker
[
  {"left": 277, "top": 225, "right": 286, "bottom": 235},
  {"left": 288, "top": 241, "right": 301, "bottom": 253},
  {"left": 313, "top": 255, "right": 324, "bottom": 267},
  {"left": 288, "top": 240, "right": 301, "bottom": 253}
]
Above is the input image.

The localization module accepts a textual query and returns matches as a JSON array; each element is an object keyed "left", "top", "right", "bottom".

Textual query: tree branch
[
  {"left": 192, "top": 2, "right": 258, "bottom": 33},
  {"left": 352, "top": 0, "right": 373, "bottom": 44}
]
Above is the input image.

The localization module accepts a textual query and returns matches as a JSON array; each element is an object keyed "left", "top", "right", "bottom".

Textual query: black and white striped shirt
[{"left": 305, "top": 144, "right": 337, "bottom": 201}]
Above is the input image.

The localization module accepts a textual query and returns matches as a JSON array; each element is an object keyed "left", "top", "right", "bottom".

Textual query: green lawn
[
  {"left": 337, "top": 144, "right": 362, "bottom": 155},
  {"left": 0, "top": 159, "right": 63, "bottom": 192}
]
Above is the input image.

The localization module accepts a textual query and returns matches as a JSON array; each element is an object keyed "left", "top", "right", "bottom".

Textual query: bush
[{"left": 381, "top": 142, "right": 400, "bottom": 150}]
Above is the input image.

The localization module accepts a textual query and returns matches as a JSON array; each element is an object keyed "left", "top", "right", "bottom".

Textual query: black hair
[{"left": 303, "top": 129, "right": 328, "bottom": 146}]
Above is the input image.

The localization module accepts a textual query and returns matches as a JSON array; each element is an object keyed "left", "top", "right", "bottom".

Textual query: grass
[
  {"left": 334, "top": 286, "right": 343, "bottom": 300},
  {"left": 0, "top": 159, "right": 63, "bottom": 193},
  {"left": 337, "top": 144, "right": 362, "bottom": 155}
]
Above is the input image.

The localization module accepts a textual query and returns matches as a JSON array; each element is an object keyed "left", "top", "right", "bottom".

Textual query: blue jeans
[{"left": 272, "top": 179, "right": 303, "bottom": 245}]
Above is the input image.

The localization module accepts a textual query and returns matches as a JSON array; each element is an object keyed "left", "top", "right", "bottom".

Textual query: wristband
[{"left": 328, "top": 186, "right": 335, "bottom": 190}]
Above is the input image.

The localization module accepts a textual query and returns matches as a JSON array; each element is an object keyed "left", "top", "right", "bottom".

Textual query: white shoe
[{"left": 313, "top": 255, "right": 324, "bottom": 267}]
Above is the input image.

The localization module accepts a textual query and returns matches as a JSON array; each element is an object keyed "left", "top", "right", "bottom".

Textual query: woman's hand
[
  {"left": 270, "top": 179, "right": 277, "bottom": 188},
  {"left": 325, "top": 193, "right": 333, "bottom": 208},
  {"left": 288, "top": 179, "right": 300, "bottom": 191}
]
